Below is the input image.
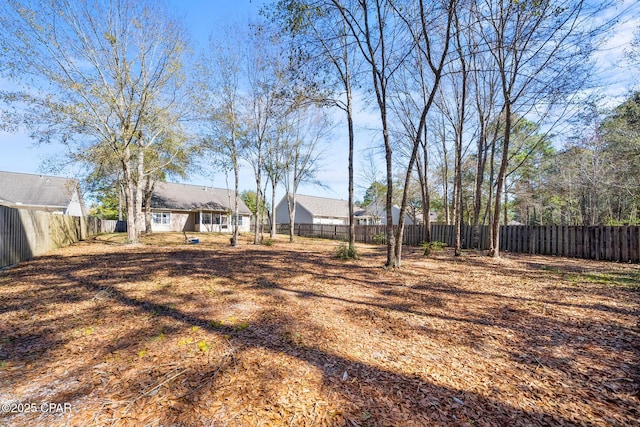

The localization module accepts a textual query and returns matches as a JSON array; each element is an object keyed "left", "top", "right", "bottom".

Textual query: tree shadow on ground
[{"left": 0, "top": 239, "right": 638, "bottom": 426}]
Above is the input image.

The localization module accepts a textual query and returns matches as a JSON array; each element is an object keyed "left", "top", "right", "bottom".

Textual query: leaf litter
[{"left": 0, "top": 233, "right": 638, "bottom": 426}]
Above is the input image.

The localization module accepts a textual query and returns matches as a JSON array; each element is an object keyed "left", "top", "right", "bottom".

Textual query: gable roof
[
  {"left": 151, "top": 182, "right": 251, "bottom": 215},
  {"left": 0, "top": 171, "right": 79, "bottom": 209},
  {"left": 293, "top": 194, "right": 351, "bottom": 218}
]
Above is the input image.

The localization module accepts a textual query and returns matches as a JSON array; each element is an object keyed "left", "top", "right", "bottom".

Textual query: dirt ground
[{"left": 0, "top": 232, "right": 638, "bottom": 427}]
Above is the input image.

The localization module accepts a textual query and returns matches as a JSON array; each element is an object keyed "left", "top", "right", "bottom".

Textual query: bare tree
[
  {"left": 198, "top": 26, "right": 248, "bottom": 246},
  {"left": 282, "top": 105, "right": 330, "bottom": 242},
  {"left": 390, "top": 0, "right": 456, "bottom": 266},
  {"left": 476, "top": 0, "right": 612, "bottom": 257},
  {"left": 242, "top": 24, "right": 286, "bottom": 244},
  {"left": 330, "top": 0, "right": 408, "bottom": 267},
  {"left": 0, "top": 0, "right": 189, "bottom": 243},
  {"left": 265, "top": 0, "right": 361, "bottom": 252}
]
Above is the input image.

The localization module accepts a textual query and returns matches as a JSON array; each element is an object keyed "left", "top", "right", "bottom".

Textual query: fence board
[
  {"left": 1, "top": 205, "right": 119, "bottom": 268},
  {"left": 275, "top": 222, "right": 640, "bottom": 263}
]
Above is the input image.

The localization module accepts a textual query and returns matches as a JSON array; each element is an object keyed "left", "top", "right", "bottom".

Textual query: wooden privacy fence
[
  {"left": 499, "top": 225, "right": 640, "bottom": 262},
  {"left": 0, "top": 205, "right": 118, "bottom": 268},
  {"left": 277, "top": 223, "right": 640, "bottom": 263}
]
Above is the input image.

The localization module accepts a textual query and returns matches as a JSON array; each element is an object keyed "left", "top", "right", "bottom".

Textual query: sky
[{"left": 1, "top": 0, "right": 639, "bottom": 205}]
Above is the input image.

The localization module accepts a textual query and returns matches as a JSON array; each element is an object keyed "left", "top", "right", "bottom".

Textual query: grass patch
[
  {"left": 149, "top": 332, "right": 165, "bottom": 342},
  {"left": 208, "top": 320, "right": 223, "bottom": 329},
  {"left": 569, "top": 271, "right": 640, "bottom": 290},
  {"left": 197, "top": 340, "right": 210, "bottom": 353},
  {"left": 233, "top": 321, "right": 250, "bottom": 332}
]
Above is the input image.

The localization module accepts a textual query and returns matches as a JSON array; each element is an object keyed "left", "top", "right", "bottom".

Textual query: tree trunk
[
  {"left": 489, "top": 108, "right": 511, "bottom": 258},
  {"left": 254, "top": 171, "right": 262, "bottom": 245},
  {"left": 472, "top": 130, "right": 487, "bottom": 248},
  {"left": 231, "top": 156, "right": 240, "bottom": 247},
  {"left": 347, "top": 77, "right": 355, "bottom": 250},
  {"left": 134, "top": 148, "right": 145, "bottom": 243},
  {"left": 486, "top": 128, "right": 497, "bottom": 254},
  {"left": 287, "top": 191, "right": 296, "bottom": 243},
  {"left": 270, "top": 178, "right": 277, "bottom": 239},
  {"left": 122, "top": 146, "right": 139, "bottom": 244},
  {"left": 503, "top": 182, "right": 508, "bottom": 225},
  {"left": 144, "top": 176, "right": 156, "bottom": 234}
]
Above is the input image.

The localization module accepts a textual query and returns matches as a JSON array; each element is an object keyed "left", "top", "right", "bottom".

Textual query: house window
[
  {"left": 232, "top": 215, "right": 243, "bottom": 226},
  {"left": 152, "top": 212, "right": 171, "bottom": 225},
  {"left": 202, "top": 212, "right": 212, "bottom": 225}
]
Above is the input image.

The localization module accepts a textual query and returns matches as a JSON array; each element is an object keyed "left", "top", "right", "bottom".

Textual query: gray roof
[
  {"left": 151, "top": 182, "right": 251, "bottom": 215},
  {"left": 294, "top": 194, "right": 350, "bottom": 218},
  {"left": 0, "top": 171, "right": 79, "bottom": 208}
]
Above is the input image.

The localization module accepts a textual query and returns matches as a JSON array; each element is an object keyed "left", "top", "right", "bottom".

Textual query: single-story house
[
  {"left": 275, "top": 194, "right": 350, "bottom": 225},
  {"left": 149, "top": 182, "right": 252, "bottom": 233},
  {"left": 0, "top": 170, "right": 85, "bottom": 217},
  {"left": 354, "top": 203, "right": 417, "bottom": 225},
  {"left": 275, "top": 193, "right": 423, "bottom": 226}
]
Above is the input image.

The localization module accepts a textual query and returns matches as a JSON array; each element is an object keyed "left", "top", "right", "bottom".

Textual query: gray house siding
[
  {"left": 276, "top": 194, "right": 349, "bottom": 225},
  {"left": 276, "top": 199, "right": 314, "bottom": 224}
]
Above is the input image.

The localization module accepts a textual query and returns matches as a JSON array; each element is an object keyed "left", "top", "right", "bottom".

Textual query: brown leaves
[{"left": 0, "top": 233, "right": 638, "bottom": 426}]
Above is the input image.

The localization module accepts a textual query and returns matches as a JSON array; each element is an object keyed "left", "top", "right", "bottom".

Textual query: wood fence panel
[
  {"left": 273, "top": 222, "right": 640, "bottom": 263},
  {"left": 621, "top": 226, "right": 629, "bottom": 262},
  {"left": 613, "top": 226, "right": 620, "bottom": 262},
  {"left": 1, "top": 205, "right": 117, "bottom": 268}
]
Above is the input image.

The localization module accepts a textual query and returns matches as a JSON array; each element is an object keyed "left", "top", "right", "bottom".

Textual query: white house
[
  {"left": 149, "top": 182, "right": 252, "bottom": 233},
  {"left": 0, "top": 171, "right": 85, "bottom": 217}
]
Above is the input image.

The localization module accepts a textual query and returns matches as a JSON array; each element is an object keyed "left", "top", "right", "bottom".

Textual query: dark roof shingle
[
  {"left": 294, "top": 194, "right": 350, "bottom": 218},
  {"left": 0, "top": 171, "right": 78, "bottom": 208},
  {"left": 151, "top": 182, "right": 251, "bottom": 215}
]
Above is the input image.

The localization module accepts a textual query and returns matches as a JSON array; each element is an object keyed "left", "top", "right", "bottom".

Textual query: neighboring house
[
  {"left": 275, "top": 194, "right": 350, "bottom": 225},
  {"left": 149, "top": 182, "right": 252, "bottom": 233},
  {"left": 354, "top": 203, "right": 417, "bottom": 226},
  {"left": 0, "top": 171, "right": 85, "bottom": 217},
  {"left": 276, "top": 193, "right": 427, "bottom": 226},
  {"left": 407, "top": 211, "right": 440, "bottom": 225}
]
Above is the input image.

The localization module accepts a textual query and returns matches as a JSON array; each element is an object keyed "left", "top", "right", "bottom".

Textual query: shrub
[
  {"left": 421, "top": 241, "right": 446, "bottom": 256},
  {"left": 263, "top": 238, "right": 275, "bottom": 246},
  {"left": 372, "top": 233, "right": 385, "bottom": 244},
  {"left": 335, "top": 242, "right": 359, "bottom": 259}
]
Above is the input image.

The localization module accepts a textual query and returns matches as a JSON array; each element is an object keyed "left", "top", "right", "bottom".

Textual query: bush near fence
[
  {"left": 276, "top": 223, "right": 640, "bottom": 263},
  {"left": 0, "top": 205, "right": 118, "bottom": 268}
]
